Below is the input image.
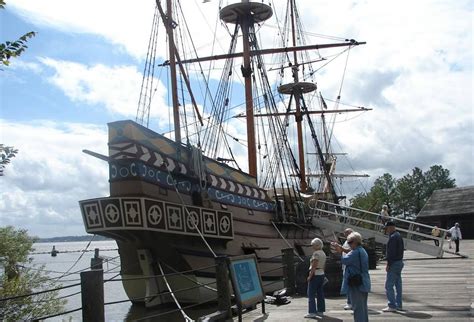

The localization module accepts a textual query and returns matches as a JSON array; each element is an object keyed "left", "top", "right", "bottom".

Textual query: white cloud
[
  {"left": 39, "top": 58, "right": 140, "bottom": 116},
  {"left": 11, "top": 60, "right": 44, "bottom": 73},
  {"left": 38, "top": 57, "right": 168, "bottom": 118},
  {"left": 0, "top": 120, "right": 109, "bottom": 237},
  {"left": 9, "top": 0, "right": 156, "bottom": 59}
]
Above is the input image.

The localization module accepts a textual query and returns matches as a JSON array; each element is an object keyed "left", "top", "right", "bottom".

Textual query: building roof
[{"left": 417, "top": 186, "right": 474, "bottom": 218}]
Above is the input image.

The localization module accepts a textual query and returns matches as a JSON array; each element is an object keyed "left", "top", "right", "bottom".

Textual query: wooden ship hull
[{"left": 79, "top": 120, "right": 340, "bottom": 306}]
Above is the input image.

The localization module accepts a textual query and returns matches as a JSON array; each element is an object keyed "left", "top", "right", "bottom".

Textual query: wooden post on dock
[
  {"left": 282, "top": 248, "right": 295, "bottom": 295},
  {"left": 81, "top": 269, "right": 104, "bottom": 322},
  {"left": 90, "top": 248, "right": 103, "bottom": 270},
  {"left": 215, "top": 256, "right": 232, "bottom": 319}
]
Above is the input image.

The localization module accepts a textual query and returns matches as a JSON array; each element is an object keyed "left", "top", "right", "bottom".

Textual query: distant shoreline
[{"left": 36, "top": 235, "right": 112, "bottom": 243}]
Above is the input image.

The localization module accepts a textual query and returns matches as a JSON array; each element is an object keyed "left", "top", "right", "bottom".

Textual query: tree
[
  {"left": 0, "top": 0, "right": 36, "bottom": 66},
  {"left": 393, "top": 165, "right": 456, "bottom": 217},
  {"left": 350, "top": 164, "right": 457, "bottom": 219},
  {"left": 424, "top": 165, "right": 456, "bottom": 198},
  {"left": 393, "top": 175, "right": 414, "bottom": 217},
  {"left": 371, "top": 173, "right": 397, "bottom": 211},
  {"left": 407, "top": 167, "right": 426, "bottom": 215},
  {"left": 350, "top": 173, "right": 396, "bottom": 212},
  {"left": 0, "top": 144, "right": 18, "bottom": 176},
  {"left": 0, "top": 226, "right": 66, "bottom": 321}
]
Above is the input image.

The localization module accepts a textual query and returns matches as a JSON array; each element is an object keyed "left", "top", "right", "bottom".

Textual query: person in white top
[
  {"left": 449, "top": 223, "right": 462, "bottom": 253},
  {"left": 305, "top": 238, "right": 327, "bottom": 318},
  {"left": 342, "top": 228, "right": 353, "bottom": 310},
  {"left": 380, "top": 205, "right": 390, "bottom": 226}
]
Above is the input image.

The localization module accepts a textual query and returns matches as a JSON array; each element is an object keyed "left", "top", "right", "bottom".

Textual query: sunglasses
[{"left": 347, "top": 240, "right": 355, "bottom": 244}]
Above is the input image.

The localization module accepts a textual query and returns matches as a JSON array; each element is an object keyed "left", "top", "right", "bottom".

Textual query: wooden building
[{"left": 417, "top": 186, "right": 474, "bottom": 239}]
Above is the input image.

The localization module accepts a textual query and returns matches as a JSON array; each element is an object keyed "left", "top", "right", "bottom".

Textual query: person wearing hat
[{"left": 382, "top": 221, "right": 404, "bottom": 312}]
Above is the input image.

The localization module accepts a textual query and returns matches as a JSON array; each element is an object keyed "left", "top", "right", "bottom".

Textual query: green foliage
[
  {"left": 0, "top": 226, "right": 66, "bottom": 321},
  {"left": 350, "top": 164, "right": 456, "bottom": 219},
  {"left": 0, "top": 1, "right": 36, "bottom": 66},
  {"left": 424, "top": 165, "right": 456, "bottom": 198},
  {"left": 1, "top": 267, "right": 67, "bottom": 321},
  {"left": 0, "top": 226, "right": 34, "bottom": 278},
  {"left": 351, "top": 173, "right": 396, "bottom": 212},
  {"left": 0, "top": 145, "right": 18, "bottom": 176}
]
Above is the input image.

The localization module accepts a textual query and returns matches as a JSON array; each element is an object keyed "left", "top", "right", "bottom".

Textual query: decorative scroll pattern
[
  {"left": 109, "top": 143, "right": 266, "bottom": 201},
  {"left": 109, "top": 142, "right": 187, "bottom": 175},
  {"left": 109, "top": 160, "right": 275, "bottom": 211},
  {"left": 79, "top": 197, "right": 234, "bottom": 239}
]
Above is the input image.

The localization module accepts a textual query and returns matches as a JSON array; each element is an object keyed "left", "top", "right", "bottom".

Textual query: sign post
[{"left": 227, "top": 254, "right": 265, "bottom": 321}]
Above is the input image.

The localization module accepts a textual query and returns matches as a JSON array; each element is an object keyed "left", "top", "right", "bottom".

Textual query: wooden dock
[{"left": 238, "top": 240, "right": 474, "bottom": 321}]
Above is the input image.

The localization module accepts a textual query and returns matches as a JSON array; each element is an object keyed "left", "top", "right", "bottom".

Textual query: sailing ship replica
[{"left": 79, "top": 0, "right": 368, "bottom": 306}]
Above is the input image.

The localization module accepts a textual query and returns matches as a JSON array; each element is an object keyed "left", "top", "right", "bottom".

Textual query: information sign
[{"left": 228, "top": 254, "right": 264, "bottom": 308}]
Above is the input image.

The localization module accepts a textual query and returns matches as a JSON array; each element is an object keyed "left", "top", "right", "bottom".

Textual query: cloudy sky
[{"left": 1, "top": 0, "right": 472, "bottom": 237}]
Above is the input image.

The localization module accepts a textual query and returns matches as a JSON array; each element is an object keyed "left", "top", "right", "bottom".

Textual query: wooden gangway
[{"left": 311, "top": 200, "right": 466, "bottom": 258}]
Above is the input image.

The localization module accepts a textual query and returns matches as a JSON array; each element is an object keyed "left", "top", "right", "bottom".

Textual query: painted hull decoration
[{"left": 80, "top": 197, "right": 234, "bottom": 239}]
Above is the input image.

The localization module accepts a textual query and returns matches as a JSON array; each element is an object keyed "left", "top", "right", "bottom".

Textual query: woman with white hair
[
  {"left": 332, "top": 232, "right": 371, "bottom": 322},
  {"left": 449, "top": 222, "right": 462, "bottom": 253},
  {"left": 380, "top": 205, "right": 390, "bottom": 226},
  {"left": 305, "top": 237, "right": 326, "bottom": 318}
]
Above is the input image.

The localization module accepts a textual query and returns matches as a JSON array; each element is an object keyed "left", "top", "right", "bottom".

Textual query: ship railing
[{"left": 312, "top": 200, "right": 452, "bottom": 257}]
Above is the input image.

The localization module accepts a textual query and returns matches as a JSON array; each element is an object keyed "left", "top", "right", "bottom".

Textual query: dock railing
[{"left": 4, "top": 248, "right": 297, "bottom": 322}]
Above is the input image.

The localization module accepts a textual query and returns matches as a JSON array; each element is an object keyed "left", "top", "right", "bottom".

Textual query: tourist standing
[
  {"left": 431, "top": 226, "right": 441, "bottom": 246},
  {"left": 446, "top": 226, "right": 452, "bottom": 249},
  {"left": 332, "top": 232, "right": 371, "bottom": 322},
  {"left": 342, "top": 228, "right": 354, "bottom": 310},
  {"left": 380, "top": 205, "right": 390, "bottom": 226},
  {"left": 449, "top": 223, "right": 462, "bottom": 253},
  {"left": 383, "top": 221, "right": 404, "bottom": 312},
  {"left": 305, "top": 238, "right": 326, "bottom": 318}
]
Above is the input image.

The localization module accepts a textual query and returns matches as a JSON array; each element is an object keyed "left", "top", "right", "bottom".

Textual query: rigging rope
[
  {"left": 51, "top": 234, "right": 96, "bottom": 283},
  {"left": 271, "top": 221, "right": 304, "bottom": 262},
  {"left": 164, "top": 162, "right": 217, "bottom": 258},
  {"left": 136, "top": 5, "right": 160, "bottom": 127},
  {"left": 161, "top": 261, "right": 218, "bottom": 292},
  {"left": 157, "top": 262, "right": 193, "bottom": 322}
]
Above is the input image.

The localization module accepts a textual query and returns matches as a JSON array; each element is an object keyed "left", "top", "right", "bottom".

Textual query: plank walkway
[{"left": 238, "top": 240, "right": 474, "bottom": 321}]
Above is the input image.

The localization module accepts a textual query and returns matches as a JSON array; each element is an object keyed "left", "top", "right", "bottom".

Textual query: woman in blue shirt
[{"left": 332, "top": 232, "right": 371, "bottom": 322}]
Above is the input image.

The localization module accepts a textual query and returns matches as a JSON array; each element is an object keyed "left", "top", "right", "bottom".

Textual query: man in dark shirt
[{"left": 382, "top": 221, "right": 404, "bottom": 312}]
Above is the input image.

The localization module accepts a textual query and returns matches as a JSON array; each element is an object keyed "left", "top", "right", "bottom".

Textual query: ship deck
[{"left": 239, "top": 239, "right": 474, "bottom": 321}]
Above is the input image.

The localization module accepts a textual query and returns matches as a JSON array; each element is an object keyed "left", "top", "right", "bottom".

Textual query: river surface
[{"left": 32, "top": 240, "right": 216, "bottom": 321}]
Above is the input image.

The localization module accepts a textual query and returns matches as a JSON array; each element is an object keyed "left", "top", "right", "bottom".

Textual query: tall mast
[
  {"left": 241, "top": 9, "right": 257, "bottom": 177},
  {"left": 220, "top": 1, "right": 273, "bottom": 178},
  {"left": 277, "top": 0, "right": 318, "bottom": 192},
  {"left": 289, "top": 0, "right": 307, "bottom": 192},
  {"left": 162, "top": 0, "right": 181, "bottom": 143}
]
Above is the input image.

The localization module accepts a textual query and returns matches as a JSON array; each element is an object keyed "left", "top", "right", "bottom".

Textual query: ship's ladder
[{"left": 310, "top": 200, "right": 467, "bottom": 258}]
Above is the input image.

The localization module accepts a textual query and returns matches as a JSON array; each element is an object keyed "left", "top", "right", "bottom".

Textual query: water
[
  {"left": 30, "top": 241, "right": 217, "bottom": 321},
  {"left": 31, "top": 240, "right": 129, "bottom": 321}
]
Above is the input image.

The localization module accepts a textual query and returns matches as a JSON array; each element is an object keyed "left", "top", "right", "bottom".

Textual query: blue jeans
[
  {"left": 385, "top": 260, "right": 404, "bottom": 308},
  {"left": 349, "top": 287, "right": 368, "bottom": 322},
  {"left": 307, "top": 274, "right": 325, "bottom": 313}
]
